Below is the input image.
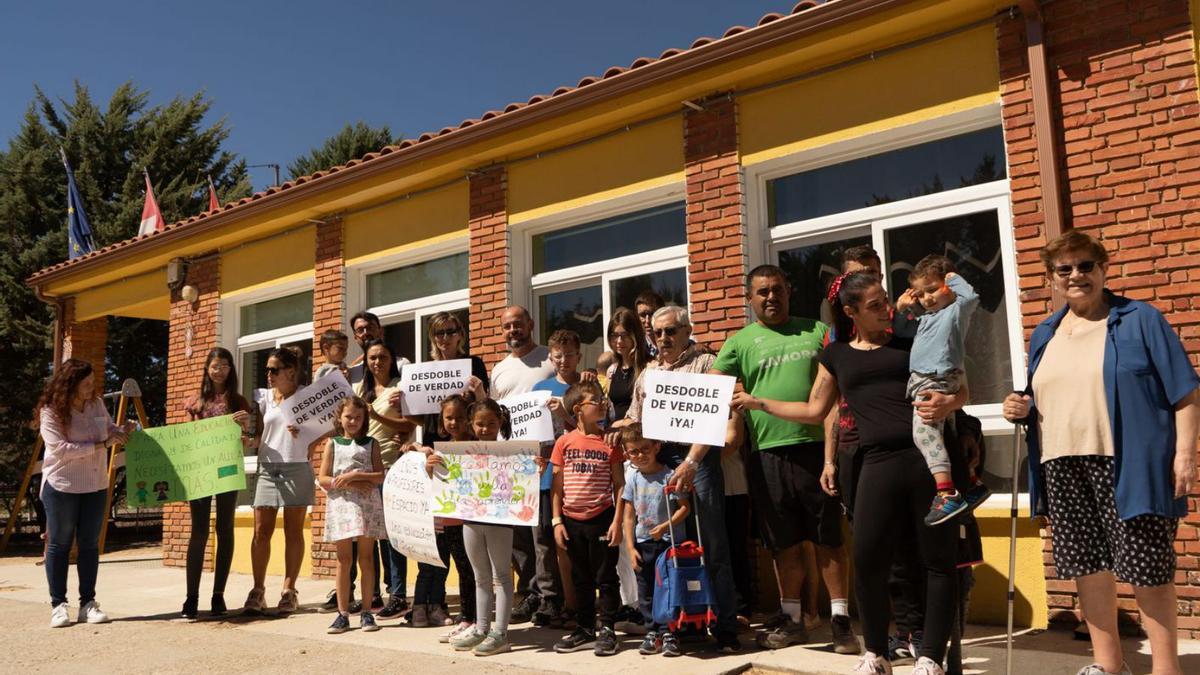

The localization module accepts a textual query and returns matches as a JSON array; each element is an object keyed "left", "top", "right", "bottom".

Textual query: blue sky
[{"left": 1, "top": 1, "right": 793, "bottom": 190}]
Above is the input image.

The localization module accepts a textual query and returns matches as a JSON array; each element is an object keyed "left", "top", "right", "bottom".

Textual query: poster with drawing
[{"left": 427, "top": 440, "right": 540, "bottom": 527}]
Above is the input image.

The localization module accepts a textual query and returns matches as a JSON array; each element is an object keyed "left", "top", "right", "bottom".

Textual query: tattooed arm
[{"left": 730, "top": 364, "right": 839, "bottom": 425}]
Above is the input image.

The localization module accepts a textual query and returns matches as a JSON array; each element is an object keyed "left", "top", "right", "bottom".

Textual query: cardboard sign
[
  {"left": 125, "top": 415, "right": 246, "bottom": 506},
  {"left": 398, "top": 359, "right": 472, "bottom": 415},
  {"left": 428, "top": 441, "right": 540, "bottom": 526},
  {"left": 382, "top": 452, "right": 444, "bottom": 568},
  {"left": 499, "top": 390, "right": 555, "bottom": 443},
  {"left": 641, "top": 369, "right": 736, "bottom": 447},
  {"left": 286, "top": 370, "right": 354, "bottom": 452}
]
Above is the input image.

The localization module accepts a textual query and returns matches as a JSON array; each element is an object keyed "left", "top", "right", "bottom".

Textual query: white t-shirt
[
  {"left": 259, "top": 392, "right": 305, "bottom": 463},
  {"left": 489, "top": 345, "right": 555, "bottom": 399}
]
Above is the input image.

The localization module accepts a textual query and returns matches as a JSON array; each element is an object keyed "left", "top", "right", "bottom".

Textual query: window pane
[
  {"left": 609, "top": 268, "right": 688, "bottom": 314},
  {"left": 383, "top": 320, "right": 417, "bottom": 365},
  {"left": 539, "top": 286, "right": 604, "bottom": 368},
  {"left": 883, "top": 209, "right": 1013, "bottom": 405},
  {"left": 768, "top": 127, "right": 1007, "bottom": 225},
  {"left": 777, "top": 235, "right": 873, "bottom": 324},
  {"left": 419, "top": 308, "right": 470, "bottom": 363},
  {"left": 241, "top": 347, "right": 273, "bottom": 403},
  {"left": 532, "top": 203, "right": 686, "bottom": 274},
  {"left": 366, "top": 252, "right": 468, "bottom": 308},
  {"left": 239, "top": 291, "right": 313, "bottom": 336}
]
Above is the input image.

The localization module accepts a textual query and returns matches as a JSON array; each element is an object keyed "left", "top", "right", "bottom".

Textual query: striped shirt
[
  {"left": 39, "top": 399, "right": 116, "bottom": 494},
  {"left": 551, "top": 429, "right": 624, "bottom": 520}
]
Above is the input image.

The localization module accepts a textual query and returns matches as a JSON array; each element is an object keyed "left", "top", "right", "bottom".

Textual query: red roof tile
[{"left": 29, "top": 1, "right": 838, "bottom": 282}]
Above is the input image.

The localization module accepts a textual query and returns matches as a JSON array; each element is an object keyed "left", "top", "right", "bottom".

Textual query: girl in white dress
[{"left": 318, "top": 396, "right": 387, "bottom": 634}]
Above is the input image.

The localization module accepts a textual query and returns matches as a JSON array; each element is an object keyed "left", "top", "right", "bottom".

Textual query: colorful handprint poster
[
  {"left": 428, "top": 441, "right": 541, "bottom": 526},
  {"left": 382, "top": 452, "right": 444, "bottom": 568}
]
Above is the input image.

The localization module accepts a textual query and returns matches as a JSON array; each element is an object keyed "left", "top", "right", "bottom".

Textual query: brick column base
[
  {"left": 309, "top": 217, "right": 345, "bottom": 580},
  {"left": 468, "top": 166, "right": 511, "bottom": 370}
]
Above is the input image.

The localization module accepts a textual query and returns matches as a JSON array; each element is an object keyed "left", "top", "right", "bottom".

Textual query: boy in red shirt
[{"left": 551, "top": 380, "right": 626, "bottom": 656}]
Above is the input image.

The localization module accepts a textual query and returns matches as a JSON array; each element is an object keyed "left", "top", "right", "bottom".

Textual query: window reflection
[
  {"left": 539, "top": 286, "right": 604, "bottom": 368},
  {"left": 532, "top": 203, "right": 686, "bottom": 274}
]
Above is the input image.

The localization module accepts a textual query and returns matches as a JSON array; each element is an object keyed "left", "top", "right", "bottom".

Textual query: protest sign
[
  {"left": 382, "top": 452, "right": 443, "bottom": 568},
  {"left": 398, "top": 359, "right": 471, "bottom": 415},
  {"left": 428, "top": 441, "right": 540, "bottom": 526},
  {"left": 286, "top": 370, "right": 354, "bottom": 452},
  {"left": 125, "top": 415, "right": 246, "bottom": 506},
  {"left": 499, "top": 390, "right": 554, "bottom": 443},
  {"left": 641, "top": 369, "right": 736, "bottom": 447}
]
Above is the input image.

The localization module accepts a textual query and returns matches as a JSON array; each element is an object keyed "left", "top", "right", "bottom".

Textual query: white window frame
[
  {"left": 508, "top": 183, "right": 690, "bottom": 344},
  {"left": 347, "top": 238, "right": 470, "bottom": 365},
  {"left": 747, "top": 104, "right": 1029, "bottom": 505}
]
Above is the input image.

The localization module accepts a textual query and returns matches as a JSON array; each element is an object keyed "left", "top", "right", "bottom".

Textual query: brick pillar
[
  {"left": 683, "top": 93, "right": 749, "bottom": 348},
  {"left": 163, "top": 255, "right": 221, "bottom": 567},
  {"left": 468, "top": 166, "right": 511, "bottom": 370},
  {"left": 998, "top": 0, "right": 1200, "bottom": 637},
  {"left": 309, "top": 217, "right": 345, "bottom": 580},
  {"left": 61, "top": 298, "right": 107, "bottom": 374}
]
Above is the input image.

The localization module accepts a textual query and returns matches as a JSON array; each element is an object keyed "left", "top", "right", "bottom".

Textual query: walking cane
[{"left": 1005, "top": 413, "right": 1024, "bottom": 675}]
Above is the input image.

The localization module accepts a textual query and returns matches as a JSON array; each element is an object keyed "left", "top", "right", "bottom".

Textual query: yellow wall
[
  {"left": 343, "top": 181, "right": 468, "bottom": 266},
  {"left": 508, "top": 115, "right": 684, "bottom": 223},
  {"left": 220, "top": 224, "right": 316, "bottom": 296},
  {"left": 741, "top": 24, "right": 1000, "bottom": 166},
  {"left": 969, "top": 507, "right": 1049, "bottom": 628},
  {"left": 231, "top": 510, "right": 312, "bottom": 578},
  {"left": 73, "top": 267, "right": 169, "bottom": 321}
]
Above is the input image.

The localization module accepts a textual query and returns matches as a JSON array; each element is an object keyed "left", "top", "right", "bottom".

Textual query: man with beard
[{"left": 489, "top": 306, "right": 556, "bottom": 624}]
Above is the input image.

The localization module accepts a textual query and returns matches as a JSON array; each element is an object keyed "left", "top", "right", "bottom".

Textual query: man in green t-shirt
[{"left": 711, "top": 264, "right": 858, "bottom": 655}]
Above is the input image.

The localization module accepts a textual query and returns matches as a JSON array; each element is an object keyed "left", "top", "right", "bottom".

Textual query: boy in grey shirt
[{"left": 896, "top": 254, "right": 988, "bottom": 526}]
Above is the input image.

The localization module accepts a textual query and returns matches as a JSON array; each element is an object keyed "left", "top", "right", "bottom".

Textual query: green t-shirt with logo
[{"left": 713, "top": 317, "right": 828, "bottom": 450}]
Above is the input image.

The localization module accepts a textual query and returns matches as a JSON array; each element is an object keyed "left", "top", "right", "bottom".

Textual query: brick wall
[
  {"left": 61, "top": 298, "right": 107, "bottom": 375},
  {"left": 683, "top": 93, "right": 750, "bottom": 348},
  {"left": 309, "top": 217, "right": 345, "bottom": 580},
  {"left": 162, "top": 255, "right": 221, "bottom": 567},
  {"left": 468, "top": 166, "right": 511, "bottom": 370},
  {"left": 998, "top": 0, "right": 1200, "bottom": 636}
]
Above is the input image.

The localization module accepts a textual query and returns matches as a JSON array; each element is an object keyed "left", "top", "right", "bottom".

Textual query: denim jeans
[
  {"left": 635, "top": 539, "right": 671, "bottom": 630},
  {"left": 413, "top": 530, "right": 452, "bottom": 606},
  {"left": 43, "top": 485, "right": 106, "bottom": 607},
  {"left": 657, "top": 443, "right": 738, "bottom": 635},
  {"left": 381, "top": 539, "right": 407, "bottom": 599}
]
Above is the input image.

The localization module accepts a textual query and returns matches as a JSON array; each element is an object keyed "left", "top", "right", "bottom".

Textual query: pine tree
[
  {"left": 287, "top": 121, "right": 393, "bottom": 179},
  {"left": 0, "top": 81, "right": 251, "bottom": 485}
]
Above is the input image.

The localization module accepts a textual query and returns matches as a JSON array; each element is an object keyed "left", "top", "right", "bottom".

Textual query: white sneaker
[
  {"left": 851, "top": 651, "right": 893, "bottom": 674},
  {"left": 50, "top": 604, "right": 71, "bottom": 628},
  {"left": 441, "top": 621, "right": 474, "bottom": 643},
  {"left": 912, "top": 656, "right": 945, "bottom": 675},
  {"left": 1076, "top": 664, "right": 1132, "bottom": 675},
  {"left": 78, "top": 601, "right": 110, "bottom": 624}
]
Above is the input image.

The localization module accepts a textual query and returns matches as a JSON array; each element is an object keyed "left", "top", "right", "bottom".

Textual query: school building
[{"left": 27, "top": 0, "right": 1200, "bottom": 635}]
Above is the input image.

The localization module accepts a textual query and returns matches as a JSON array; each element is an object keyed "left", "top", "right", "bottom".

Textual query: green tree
[
  {"left": 287, "top": 121, "right": 394, "bottom": 179},
  {"left": 0, "top": 81, "right": 251, "bottom": 488}
]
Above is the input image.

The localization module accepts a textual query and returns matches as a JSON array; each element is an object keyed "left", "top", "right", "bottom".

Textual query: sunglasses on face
[
  {"left": 265, "top": 366, "right": 292, "bottom": 376},
  {"left": 433, "top": 328, "right": 460, "bottom": 338},
  {"left": 653, "top": 326, "right": 680, "bottom": 338},
  {"left": 1053, "top": 261, "right": 1098, "bottom": 278}
]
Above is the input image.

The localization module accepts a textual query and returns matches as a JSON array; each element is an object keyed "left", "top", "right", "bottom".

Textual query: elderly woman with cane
[{"left": 1003, "top": 230, "right": 1198, "bottom": 675}]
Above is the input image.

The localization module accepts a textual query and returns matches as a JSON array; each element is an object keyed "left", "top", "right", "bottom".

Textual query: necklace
[{"left": 1062, "top": 311, "right": 1106, "bottom": 338}]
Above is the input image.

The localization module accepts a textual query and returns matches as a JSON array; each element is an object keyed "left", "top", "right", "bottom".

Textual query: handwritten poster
[
  {"left": 499, "top": 390, "right": 555, "bottom": 443},
  {"left": 428, "top": 441, "right": 540, "bottom": 526},
  {"left": 286, "top": 370, "right": 354, "bottom": 451},
  {"left": 382, "top": 452, "right": 443, "bottom": 568},
  {"left": 125, "top": 416, "right": 246, "bottom": 506},
  {"left": 641, "top": 369, "right": 736, "bottom": 447},
  {"left": 398, "top": 359, "right": 471, "bottom": 415}
]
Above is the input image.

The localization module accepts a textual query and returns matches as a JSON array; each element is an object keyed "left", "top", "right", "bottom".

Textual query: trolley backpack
[{"left": 651, "top": 485, "right": 716, "bottom": 632}]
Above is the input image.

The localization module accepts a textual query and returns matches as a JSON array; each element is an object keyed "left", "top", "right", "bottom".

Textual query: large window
[
  {"left": 362, "top": 251, "right": 469, "bottom": 366},
  {"left": 758, "top": 115, "right": 1025, "bottom": 495},
  {"left": 525, "top": 200, "right": 689, "bottom": 367}
]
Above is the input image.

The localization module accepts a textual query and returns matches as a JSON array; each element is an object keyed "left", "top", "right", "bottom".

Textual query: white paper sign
[
  {"left": 500, "top": 391, "right": 555, "bottom": 443},
  {"left": 429, "top": 441, "right": 540, "bottom": 526},
  {"left": 641, "top": 369, "right": 736, "bottom": 447},
  {"left": 382, "top": 452, "right": 444, "bottom": 568},
  {"left": 286, "top": 371, "right": 354, "bottom": 452},
  {"left": 398, "top": 359, "right": 472, "bottom": 415}
]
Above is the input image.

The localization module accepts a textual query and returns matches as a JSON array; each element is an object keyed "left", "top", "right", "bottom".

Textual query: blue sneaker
[
  {"left": 327, "top": 613, "right": 351, "bottom": 634},
  {"left": 925, "top": 491, "right": 968, "bottom": 526},
  {"left": 964, "top": 481, "right": 992, "bottom": 512}
]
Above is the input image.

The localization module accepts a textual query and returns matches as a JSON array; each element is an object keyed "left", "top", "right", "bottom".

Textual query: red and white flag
[
  {"left": 207, "top": 175, "right": 220, "bottom": 213},
  {"left": 138, "top": 171, "right": 164, "bottom": 236}
]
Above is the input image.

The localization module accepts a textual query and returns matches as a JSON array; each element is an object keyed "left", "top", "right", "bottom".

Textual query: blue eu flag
[{"left": 62, "top": 150, "right": 95, "bottom": 259}]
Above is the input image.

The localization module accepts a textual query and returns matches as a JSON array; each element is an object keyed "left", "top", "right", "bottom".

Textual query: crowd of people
[{"left": 32, "top": 231, "right": 1199, "bottom": 675}]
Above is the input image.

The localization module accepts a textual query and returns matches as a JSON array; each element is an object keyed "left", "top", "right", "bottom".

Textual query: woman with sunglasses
[
  {"left": 426, "top": 312, "right": 490, "bottom": 412},
  {"left": 1003, "top": 230, "right": 1198, "bottom": 675},
  {"left": 245, "top": 345, "right": 314, "bottom": 615}
]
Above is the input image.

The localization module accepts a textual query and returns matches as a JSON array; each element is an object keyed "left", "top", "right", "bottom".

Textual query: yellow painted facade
[
  {"left": 37, "top": 0, "right": 1050, "bottom": 627},
  {"left": 230, "top": 511, "right": 313, "bottom": 578}
]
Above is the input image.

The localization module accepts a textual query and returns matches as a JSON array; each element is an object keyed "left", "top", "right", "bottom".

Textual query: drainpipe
[
  {"left": 33, "top": 285, "right": 65, "bottom": 375},
  {"left": 1017, "top": 0, "right": 1066, "bottom": 240}
]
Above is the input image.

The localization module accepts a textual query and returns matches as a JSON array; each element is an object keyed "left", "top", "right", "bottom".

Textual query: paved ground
[{"left": 2, "top": 546, "right": 1199, "bottom": 674}]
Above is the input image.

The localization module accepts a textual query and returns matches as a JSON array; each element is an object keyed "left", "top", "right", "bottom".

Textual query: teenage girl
[{"left": 319, "top": 397, "right": 388, "bottom": 634}]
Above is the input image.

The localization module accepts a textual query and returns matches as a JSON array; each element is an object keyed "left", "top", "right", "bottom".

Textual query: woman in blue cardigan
[{"left": 1003, "top": 230, "right": 1198, "bottom": 675}]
